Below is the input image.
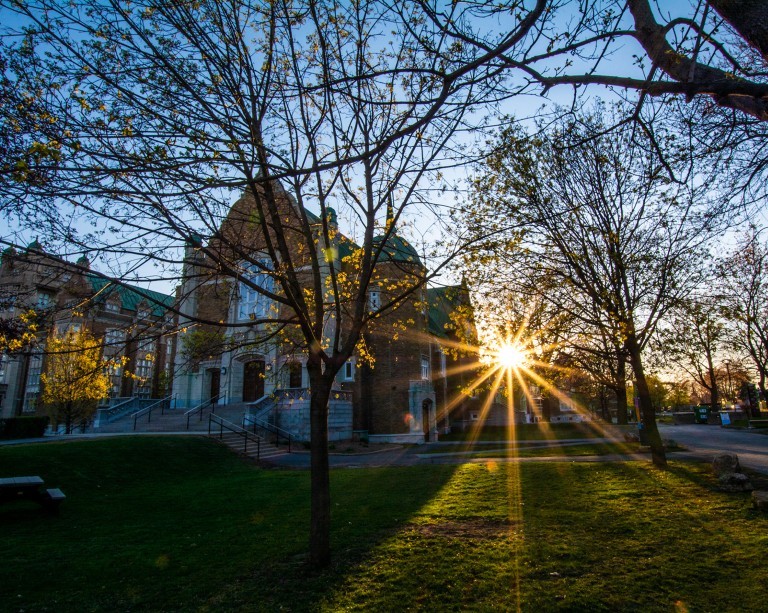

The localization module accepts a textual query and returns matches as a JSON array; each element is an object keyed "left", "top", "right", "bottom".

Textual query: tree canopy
[
  {"left": 40, "top": 328, "right": 114, "bottom": 433},
  {"left": 464, "top": 108, "right": 727, "bottom": 466}
]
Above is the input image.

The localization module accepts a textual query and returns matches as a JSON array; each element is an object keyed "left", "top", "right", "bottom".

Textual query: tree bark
[
  {"left": 625, "top": 335, "right": 667, "bottom": 468},
  {"left": 306, "top": 357, "right": 332, "bottom": 569},
  {"left": 615, "top": 357, "right": 628, "bottom": 425},
  {"left": 707, "top": 360, "right": 720, "bottom": 411},
  {"left": 709, "top": 0, "right": 768, "bottom": 61},
  {"left": 627, "top": 0, "right": 768, "bottom": 120}
]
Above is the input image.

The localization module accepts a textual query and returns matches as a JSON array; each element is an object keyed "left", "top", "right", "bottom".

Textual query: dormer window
[
  {"left": 368, "top": 289, "right": 380, "bottom": 311},
  {"left": 341, "top": 359, "right": 354, "bottom": 381},
  {"left": 421, "top": 355, "right": 431, "bottom": 380},
  {"left": 105, "top": 301, "right": 121, "bottom": 313}
]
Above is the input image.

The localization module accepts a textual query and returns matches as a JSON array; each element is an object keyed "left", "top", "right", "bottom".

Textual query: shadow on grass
[
  {"left": 0, "top": 436, "right": 460, "bottom": 612},
  {"left": 4, "top": 439, "right": 766, "bottom": 611}
]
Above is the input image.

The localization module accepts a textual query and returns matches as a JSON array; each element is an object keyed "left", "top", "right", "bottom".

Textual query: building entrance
[{"left": 243, "top": 359, "right": 265, "bottom": 402}]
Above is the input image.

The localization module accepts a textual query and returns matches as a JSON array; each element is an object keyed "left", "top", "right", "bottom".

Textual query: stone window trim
[
  {"left": 341, "top": 359, "right": 354, "bottom": 382},
  {"left": 368, "top": 288, "right": 381, "bottom": 311}
]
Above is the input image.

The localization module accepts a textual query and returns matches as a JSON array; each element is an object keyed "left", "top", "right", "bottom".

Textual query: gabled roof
[
  {"left": 306, "top": 203, "right": 421, "bottom": 266},
  {"left": 87, "top": 275, "right": 174, "bottom": 317},
  {"left": 427, "top": 285, "right": 466, "bottom": 338},
  {"left": 372, "top": 233, "right": 422, "bottom": 266}
]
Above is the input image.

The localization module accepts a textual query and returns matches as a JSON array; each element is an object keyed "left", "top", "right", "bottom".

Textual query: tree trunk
[
  {"left": 65, "top": 402, "right": 73, "bottom": 435},
  {"left": 615, "top": 356, "right": 629, "bottom": 424},
  {"left": 625, "top": 336, "right": 667, "bottom": 468},
  {"left": 706, "top": 355, "right": 720, "bottom": 410},
  {"left": 614, "top": 384, "right": 628, "bottom": 425},
  {"left": 306, "top": 357, "right": 332, "bottom": 569}
]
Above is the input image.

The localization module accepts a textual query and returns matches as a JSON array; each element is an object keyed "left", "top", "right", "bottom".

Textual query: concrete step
[
  {"left": 208, "top": 431, "right": 289, "bottom": 461},
  {"left": 95, "top": 405, "right": 247, "bottom": 434}
]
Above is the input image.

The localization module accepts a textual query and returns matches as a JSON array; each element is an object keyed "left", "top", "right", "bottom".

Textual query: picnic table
[{"left": 0, "top": 476, "right": 65, "bottom": 512}]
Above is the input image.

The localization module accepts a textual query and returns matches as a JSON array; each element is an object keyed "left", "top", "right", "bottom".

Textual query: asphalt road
[{"left": 658, "top": 423, "right": 768, "bottom": 474}]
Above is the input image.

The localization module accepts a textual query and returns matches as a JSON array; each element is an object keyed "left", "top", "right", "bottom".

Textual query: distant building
[
  {"left": 0, "top": 242, "right": 174, "bottom": 419},
  {"left": 172, "top": 185, "right": 479, "bottom": 442}
]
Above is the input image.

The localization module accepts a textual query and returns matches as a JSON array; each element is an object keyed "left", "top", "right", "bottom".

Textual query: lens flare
[{"left": 495, "top": 343, "right": 526, "bottom": 370}]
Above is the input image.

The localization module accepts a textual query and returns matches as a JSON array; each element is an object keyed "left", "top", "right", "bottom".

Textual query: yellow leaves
[
  {"left": 40, "top": 330, "right": 111, "bottom": 406},
  {"left": 323, "top": 246, "right": 338, "bottom": 262},
  {"left": 27, "top": 140, "right": 62, "bottom": 162},
  {"left": 0, "top": 310, "right": 39, "bottom": 353}
]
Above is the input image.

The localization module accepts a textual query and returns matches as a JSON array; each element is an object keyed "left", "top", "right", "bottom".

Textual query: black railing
[
  {"left": 209, "top": 414, "right": 261, "bottom": 459},
  {"left": 185, "top": 394, "right": 221, "bottom": 430},
  {"left": 98, "top": 397, "right": 137, "bottom": 424},
  {"left": 132, "top": 395, "right": 173, "bottom": 431},
  {"left": 242, "top": 414, "right": 292, "bottom": 453},
  {"left": 246, "top": 394, "right": 275, "bottom": 419}
]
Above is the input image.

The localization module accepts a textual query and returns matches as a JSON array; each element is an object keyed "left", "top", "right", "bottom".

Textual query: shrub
[{"left": 0, "top": 415, "right": 50, "bottom": 439}]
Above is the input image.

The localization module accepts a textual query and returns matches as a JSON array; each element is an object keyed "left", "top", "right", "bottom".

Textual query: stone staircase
[
  {"left": 207, "top": 428, "right": 291, "bottom": 462},
  {"left": 92, "top": 402, "right": 291, "bottom": 462}
]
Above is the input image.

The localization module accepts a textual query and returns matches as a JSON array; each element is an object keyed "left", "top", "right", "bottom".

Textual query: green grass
[
  {"left": 2, "top": 436, "right": 767, "bottom": 612},
  {"left": 440, "top": 422, "right": 610, "bottom": 441}
]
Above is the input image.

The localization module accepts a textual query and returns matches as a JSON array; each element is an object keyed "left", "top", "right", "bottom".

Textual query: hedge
[{"left": 0, "top": 416, "right": 49, "bottom": 439}]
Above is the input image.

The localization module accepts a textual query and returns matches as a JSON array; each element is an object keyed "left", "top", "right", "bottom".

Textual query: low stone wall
[
  {"left": 274, "top": 397, "right": 352, "bottom": 442},
  {"left": 369, "top": 433, "right": 425, "bottom": 444}
]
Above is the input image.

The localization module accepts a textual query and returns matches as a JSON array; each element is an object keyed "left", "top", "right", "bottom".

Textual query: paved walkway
[
  {"left": 4, "top": 423, "right": 766, "bottom": 474},
  {"left": 267, "top": 436, "right": 648, "bottom": 469}
]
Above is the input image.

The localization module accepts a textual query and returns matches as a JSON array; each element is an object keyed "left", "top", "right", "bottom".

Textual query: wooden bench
[
  {"left": 45, "top": 488, "right": 66, "bottom": 513},
  {"left": 0, "top": 476, "right": 65, "bottom": 513}
]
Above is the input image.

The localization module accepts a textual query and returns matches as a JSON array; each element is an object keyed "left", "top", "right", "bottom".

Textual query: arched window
[{"left": 237, "top": 260, "right": 275, "bottom": 321}]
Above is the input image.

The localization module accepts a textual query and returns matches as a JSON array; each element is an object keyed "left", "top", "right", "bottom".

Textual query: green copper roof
[
  {"left": 87, "top": 275, "right": 174, "bottom": 317},
  {"left": 373, "top": 233, "right": 422, "bottom": 266},
  {"left": 427, "top": 286, "right": 465, "bottom": 338}
]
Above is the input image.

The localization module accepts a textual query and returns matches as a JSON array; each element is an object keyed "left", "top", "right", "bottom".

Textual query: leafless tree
[
  {"left": 0, "top": 0, "right": 609, "bottom": 567},
  {"left": 466, "top": 108, "right": 727, "bottom": 467}
]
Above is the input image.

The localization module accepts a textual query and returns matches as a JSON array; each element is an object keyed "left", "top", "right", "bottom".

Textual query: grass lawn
[{"left": 1, "top": 436, "right": 766, "bottom": 612}]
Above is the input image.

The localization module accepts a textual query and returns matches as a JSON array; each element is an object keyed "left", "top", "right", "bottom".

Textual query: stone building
[
  {"left": 172, "top": 184, "right": 478, "bottom": 442},
  {"left": 0, "top": 242, "right": 174, "bottom": 420}
]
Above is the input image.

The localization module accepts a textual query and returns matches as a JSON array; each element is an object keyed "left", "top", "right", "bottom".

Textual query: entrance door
[
  {"left": 208, "top": 369, "right": 221, "bottom": 402},
  {"left": 243, "top": 359, "right": 266, "bottom": 401},
  {"left": 422, "top": 399, "right": 432, "bottom": 442}
]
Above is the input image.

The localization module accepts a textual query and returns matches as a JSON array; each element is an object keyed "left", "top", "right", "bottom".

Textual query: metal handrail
[
  {"left": 209, "top": 413, "right": 261, "bottom": 459},
  {"left": 132, "top": 395, "right": 173, "bottom": 431},
  {"left": 246, "top": 394, "right": 275, "bottom": 418},
  {"left": 184, "top": 394, "right": 221, "bottom": 430},
  {"left": 98, "top": 397, "right": 137, "bottom": 423},
  {"left": 242, "top": 414, "right": 292, "bottom": 453}
]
